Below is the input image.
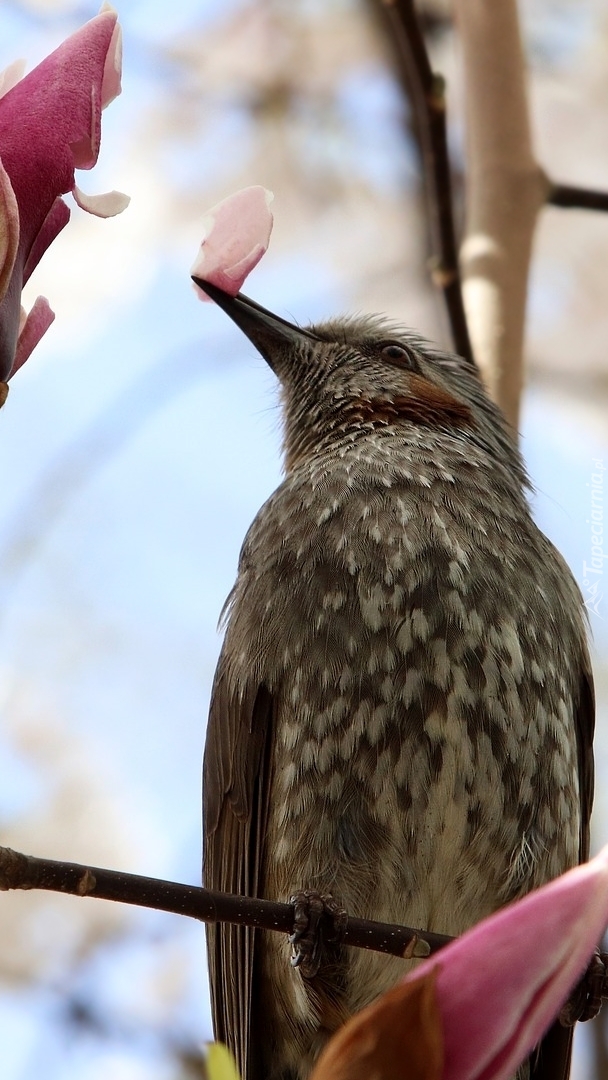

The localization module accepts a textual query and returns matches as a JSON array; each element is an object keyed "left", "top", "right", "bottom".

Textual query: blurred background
[{"left": 0, "top": 0, "right": 607, "bottom": 1076}]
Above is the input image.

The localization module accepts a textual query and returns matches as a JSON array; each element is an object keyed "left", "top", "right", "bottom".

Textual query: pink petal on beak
[{"left": 191, "top": 186, "right": 274, "bottom": 300}]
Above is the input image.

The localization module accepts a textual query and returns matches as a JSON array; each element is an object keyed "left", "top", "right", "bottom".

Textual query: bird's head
[{"left": 194, "top": 278, "right": 523, "bottom": 480}]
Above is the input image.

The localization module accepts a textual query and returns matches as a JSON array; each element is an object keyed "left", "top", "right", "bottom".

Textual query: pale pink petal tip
[
  {"left": 10, "top": 296, "right": 55, "bottom": 378},
  {"left": 101, "top": 16, "right": 122, "bottom": 108},
  {"left": 191, "top": 186, "right": 274, "bottom": 301},
  {"left": 73, "top": 184, "right": 130, "bottom": 218},
  {"left": 406, "top": 845, "right": 608, "bottom": 1080},
  {"left": 0, "top": 60, "right": 26, "bottom": 100},
  {"left": 0, "top": 161, "right": 20, "bottom": 299}
]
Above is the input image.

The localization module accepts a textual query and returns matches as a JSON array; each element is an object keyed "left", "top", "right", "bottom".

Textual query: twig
[
  {"left": 374, "top": 0, "right": 474, "bottom": 366},
  {"left": 0, "top": 846, "right": 451, "bottom": 960},
  {"left": 3, "top": 845, "right": 608, "bottom": 1025},
  {"left": 548, "top": 184, "right": 608, "bottom": 213}
]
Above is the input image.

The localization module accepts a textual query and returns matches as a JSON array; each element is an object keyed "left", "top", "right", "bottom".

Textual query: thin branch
[
  {"left": 548, "top": 184, "right": 608, "bottom": 213},
  {"left": 3, "top": 845, "right": 608, "bottom": 1027},
  {"left": 0, "top": 846, "right": 451, "bottom": 960},
  {"left": 373, "top": 0, "right": 474, "bottom": 365}
]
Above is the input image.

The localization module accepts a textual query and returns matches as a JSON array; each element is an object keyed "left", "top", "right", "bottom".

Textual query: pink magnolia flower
[
  {"left": 191, "top": 186, "right": 274, "bottom": 299},
  {"left": 310, "top": 846, "right": 608, "bottom": 1080},
  {"left": 0, "top": 6, "right": 129, "bottom": 383}
]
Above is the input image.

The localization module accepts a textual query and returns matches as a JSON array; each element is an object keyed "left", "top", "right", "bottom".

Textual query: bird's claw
[
  {"left": 560, "top": 948, "right": 607, "bottom": 1025},
  {"left": 289, "top": 890, "right": 346, "bottom": 979}
]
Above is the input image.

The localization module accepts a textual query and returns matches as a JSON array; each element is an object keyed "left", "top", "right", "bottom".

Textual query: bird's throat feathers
[
  {"left": 349, "top": 375, "right": 474, "bottom": 430},
  {"left": 282, "top": 375, "right": 475, "bottom": 473}
]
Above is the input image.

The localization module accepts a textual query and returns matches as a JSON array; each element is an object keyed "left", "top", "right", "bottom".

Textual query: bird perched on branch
[{"left": 196, "top": 278, "right": 594, "bottom": 1080}]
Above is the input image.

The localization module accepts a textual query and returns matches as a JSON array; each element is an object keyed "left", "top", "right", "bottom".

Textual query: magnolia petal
[
  {"left": 310, "top": 968, "right": 443, "bottom": 1080},
  {"left": 219, "top": 242, "right": 267, "bottom": 284},
  {"left": 23, "top": 197, "right": 71, "bottom": 285},
  {"left": 0, "top": 159, "right": 19, "bottom": 302},
  {"left": 0, "top": 10, "right": 124, "bottom": 379},
  {"left": 191, "top": 186, "right": 274, "bottom": 300},
  {"left": 9, "top": 296, "right": 54, "bottom": 378},
  {"left": 69, "top": 85, "right": 100, "bottom": 171},
  {"left": 73, "top": 184, "right": 130, "bottom": 218},
  {"left": 194, "top": 246, "right": 267, "bottom": 297},
  {"left": 101, "top": 16, "right": 122, "bottom": 108},
  {"left": 0, "top": 60, "right": 26, "bottom": 100},
  {"left": 0, "top": 11, "right": 120, "bottom": 194},
  {"left": 402, "top": 846, "right": 608, "bottom": 1080}
]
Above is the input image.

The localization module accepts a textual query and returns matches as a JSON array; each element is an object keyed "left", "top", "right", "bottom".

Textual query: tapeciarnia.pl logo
[{"left": 582, "top": 459, "right": 605, "bottom": 619}]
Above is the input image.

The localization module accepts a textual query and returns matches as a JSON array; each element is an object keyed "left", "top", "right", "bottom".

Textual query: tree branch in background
[
  {"left": 452, "top": 0, "right": 548, "bottom": 430},
  {"left": 372, "top": 2, "right": 608, "bottom": 428},
  {"left": 374, "top": 0, "right": 474, "bottom": 366},
  {"left": 0, "top": 845, "right": 451, "bottom": 960}
]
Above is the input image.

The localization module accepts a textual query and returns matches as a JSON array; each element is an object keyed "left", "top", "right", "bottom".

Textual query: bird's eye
[{"left": 380, "top": 343, "right": 414, "bottom": 368}]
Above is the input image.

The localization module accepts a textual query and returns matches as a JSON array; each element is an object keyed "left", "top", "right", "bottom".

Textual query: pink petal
[
  {"left": 0, "top": 60, "right": 26, "bottom": 100},
  {"left": 0, "top": 159, "right": 19, "bottom": 300},
  {"left": 22, "top": 197, "right": 70, "bottom": 285},
  {"left": 191, "top": 186, "right": 274, "bottom": 300},
  {"left": 404, "top": 847, "right": 608, "bottom": 1080},
  {"left": 9, "top": 296, "right": 54, "bottom": 378},
  {"left": 0, "top": 9, "right": 127, "bottom": 379},
  {"left": 100, "top": 9, "right": 123, "bottom": 108},
  {"left": 0, "top": 11, "right": 120, "bottom": 213},
  {"left": 73, "top": 184, "right": 130, "bottom": 218}
]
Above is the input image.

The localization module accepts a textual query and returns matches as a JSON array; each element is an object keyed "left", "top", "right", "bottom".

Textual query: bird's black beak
[{"left": 192, "top": 277, "right": 317, "bottom": 372}]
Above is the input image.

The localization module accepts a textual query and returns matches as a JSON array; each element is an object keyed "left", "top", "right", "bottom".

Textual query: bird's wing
[
  {"left": 203, "top": 659, "right": 274, "bottom": 1080},
  {"left": 575, "top": 664, "right": 596, "bottom": 864},
  {"left": 531, "top": 663, "right": 596, "bottom": 1080}
]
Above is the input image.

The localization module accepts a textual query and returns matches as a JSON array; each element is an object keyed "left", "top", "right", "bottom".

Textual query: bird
[{"left": 195, "top": 277, "right": 595, "bottom": 1080}]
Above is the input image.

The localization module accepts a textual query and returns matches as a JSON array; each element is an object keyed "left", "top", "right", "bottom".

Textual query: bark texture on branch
[{"left": 0, "top": 846, "right": 450, "bottom": 959}]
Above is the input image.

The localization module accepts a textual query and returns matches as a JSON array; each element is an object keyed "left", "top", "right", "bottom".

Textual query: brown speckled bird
[{"left": 197, "top": 279, "right": 594, "bottom": 1080}]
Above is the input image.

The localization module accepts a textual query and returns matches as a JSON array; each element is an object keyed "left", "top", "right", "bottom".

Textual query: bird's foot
[
  {"left": 289, "top": 890, "right": 347, "bottom": 979},
  {"left": 560, "top": 948, "right": 607, "bottom": 1025}
]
